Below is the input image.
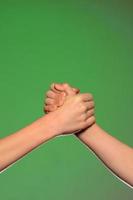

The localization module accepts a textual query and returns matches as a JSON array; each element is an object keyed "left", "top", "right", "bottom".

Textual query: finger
[
  {"left": 54, "top": 83, "right": 66, "bottom": 92},
  {"left": 50, "top": 83, "right": 61, "bottom": 93},
  {"left": 58, "top": 94, "right": 66, "bottom": 106},
  {"left": 44, "top": 105, "right": 57, "bottom": 113},
  {"left": 54, "top": 83, "right": 78, "bottom": 96},
  {"left": 80, "top": 109, "right": 94, "bottom": 121},
  {"left": 50, "top": 84, "right": 67, "bottom": 102},
  {"left": 45, "top": 98, "right": 55, "bottom": 105},
  {"left": 46, "top": 91, "right": 65, "bottom": 104},
  {"left": 45, "top": 94, "right": 65, "bottom": 107},
  {"left": 79, "top": 93, "right": 93, "bottom": 102},
  {"left": 85, "top": 109, "right": 95, "bottom": 120},
  {"left": 84, "top": 101, "right": 95, "bottom": 111},
  {"left": 46, "top": 90, "right": 57, "bottom": 98},
  {"left": 62, "top": 83, "right": 75, "bottom": 96},
  {"left": 85, "top": 116, "right": 95, "bottom": 127}
]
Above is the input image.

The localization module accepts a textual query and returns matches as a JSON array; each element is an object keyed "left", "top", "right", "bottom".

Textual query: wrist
[
  {"left": 75, "top": 123, "right": 100, "bottom": 139},
  {"left": 31, "top": 115, "right": 58, "bottom": 142},
  {"left": 75, "top": 123, "right": 106, "bottom": 150},
  {"left": 41, "top": 113, "right": 62, "bottom": 138}
]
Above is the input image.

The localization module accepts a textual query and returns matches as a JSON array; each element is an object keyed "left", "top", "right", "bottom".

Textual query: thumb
[
  {"left": 50, "top": 83, "right": 64, "bottom": 94},
  {"left": 54, "top": 83, "right": 65, "bottom": 92},
  {"left": 54, "top": 83, "right": 75, "bottom": 96},
  {"left": 51, "top": 83, "right": 77, "bottom": 96}
]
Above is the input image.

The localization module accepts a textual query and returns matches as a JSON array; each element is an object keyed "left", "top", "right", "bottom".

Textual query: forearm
[
  {"left": 76, "top": 124, "right": 133, "bottom": 187},
  {"left": 0, "top": 115, "right": 57, "bottom": 172}
]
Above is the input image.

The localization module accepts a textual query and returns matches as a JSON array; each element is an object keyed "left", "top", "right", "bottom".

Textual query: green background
[{"left": 0, "top": 0, "right": 133, "bottom": 199}]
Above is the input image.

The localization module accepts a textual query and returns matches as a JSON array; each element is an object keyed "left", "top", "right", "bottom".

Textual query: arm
[
  {"left": 45, "top": 83, "right": 133, "bottom": 188},
  {"left": 0, "top": 93, "right": 92, "bottom": 172},
  {"left": 76, "top": 123, "right": 133, "bottom": 188},
  {"left": 0, "top": 116, "right": 58, "bottom": 172}
]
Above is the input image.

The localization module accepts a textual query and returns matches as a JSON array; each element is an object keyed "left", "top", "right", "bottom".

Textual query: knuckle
[
  {"left": 87, "top": 110, "right": 93, "bottom": 117},
  {"left": 44, "top": 105, "right": 48, "bottom": 111},
  {"left": 78, "top": 101, "right": 84, "bottom": 108},
  {"left": 51, "top": 83, "right": 55, "bottom": 87},
  {"left": 89, "top": 102, "right": 94, "bottom": 109},
  {"left": 85, "top": 116, "right": 95, "bottom": 126},
  {"left": 89, "top": 93, "right": 93, "bottom": 99},
  {"left": 78, "top": 95, "right": 83, "bottom": 101},
  {"left": 46, "top": 91, "right": 50, "bottom": 96},
  {"left": 84, "top": 93, "right": 93, "bottom": 100},
  {"left": 92, "top": 101, "right": 95, "bottom": 107},
  {"left": 45, "top": 98, "right": 49, "bottom": 103},
  {"left": 81, "top": 104, "right": 86, "bottom": 111},
  {"left": 90, "top": 116, "right": 96, "bottom": 124},
  {"left": 92, "top": 116, "right": 96, "bottom": 121},
  {"left": 90, "top": 109, "right": 95, "bottom": 115},
  {"left": 50, "top": 83, "right": 55, "bottom": 89},
  {"left": 74, "top": 95, "right": 80, "bottom": 103},
  {"left": 45, "top": 99, "right": 48, "bottom": 104}
]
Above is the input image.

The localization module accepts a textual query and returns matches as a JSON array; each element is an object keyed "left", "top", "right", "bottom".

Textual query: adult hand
[
  {"left": 44, "top": 83, "right": 95, "bottom": 135},
  {"left": 44, "top": 83, "right": 79, "bottom": 113}
]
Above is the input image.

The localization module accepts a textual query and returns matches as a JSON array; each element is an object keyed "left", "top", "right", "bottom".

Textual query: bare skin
[
  {"left": 0, "top": 93, "right": 93, "bottom": 172},
  {"left": 44, "top": 83, "right": 133, "bottom": 188}
]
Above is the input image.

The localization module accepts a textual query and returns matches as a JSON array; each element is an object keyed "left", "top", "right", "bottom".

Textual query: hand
[
  {"left": 44, "top": 83, "right": 94, "bottom": 115},
  {"left": 44, "top": 83, "right": 80, "bottom": 113},
  {"left": 45, "top": 92, "right": 95, "bottom": 136}
]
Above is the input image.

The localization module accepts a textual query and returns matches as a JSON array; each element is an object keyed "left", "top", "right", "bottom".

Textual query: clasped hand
[{"left": 44, "top": 83, "right": 95, "bottom": 136}]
